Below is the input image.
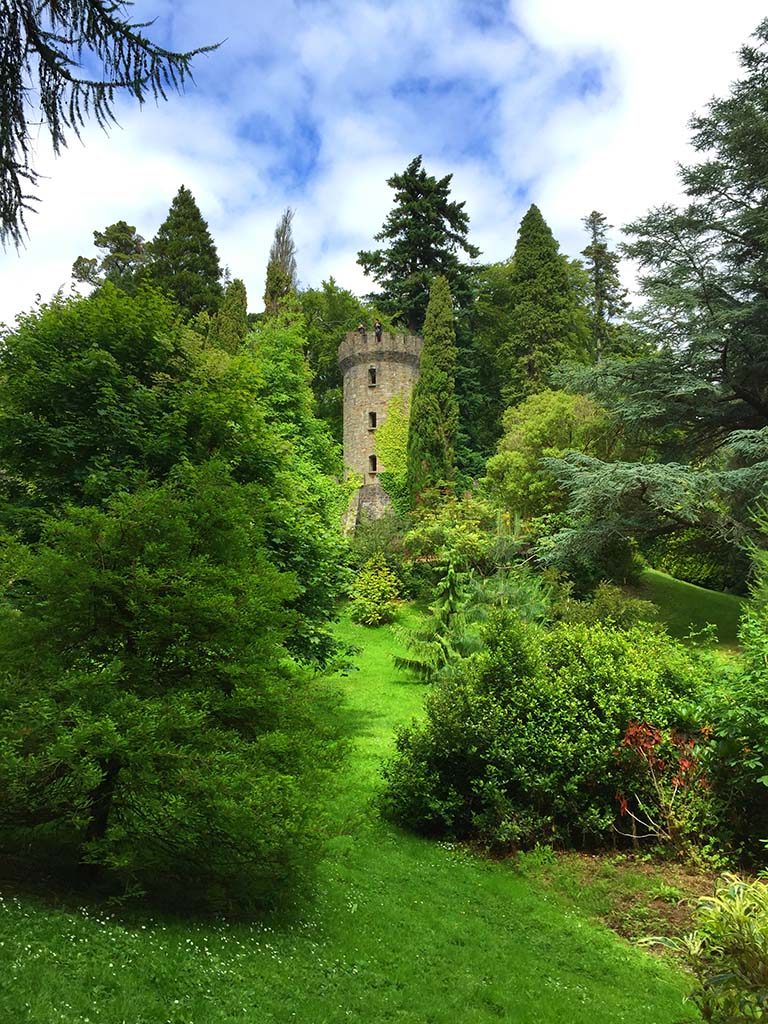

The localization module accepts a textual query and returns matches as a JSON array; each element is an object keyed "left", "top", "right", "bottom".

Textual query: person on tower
[{"left": 374, "top": 319, "right": 383, "bottom": 341}]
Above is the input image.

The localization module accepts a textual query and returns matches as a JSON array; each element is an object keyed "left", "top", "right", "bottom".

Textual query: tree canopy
[
  {"left": 357, "top": 156, "right": 480, "bottom": 331},
  {"left": 405, "top": 275, "right": 459, "bottom": 505}
]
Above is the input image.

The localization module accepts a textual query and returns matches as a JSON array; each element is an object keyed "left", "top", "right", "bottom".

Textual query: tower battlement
[{"left": 338, "top": 330, "right": 422, "bottom": 526}]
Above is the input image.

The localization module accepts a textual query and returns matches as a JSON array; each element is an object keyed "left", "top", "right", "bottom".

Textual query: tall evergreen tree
[
  {"left": 357, "top": 156, "right": 480, "bottom": 331},
  {"left": 264, "top": 208, "right": 298, "bottom": 315},
  {"left": 148, "top": 185, "right": 223, "bottom": 317},
  {"left": 498, "top": 204, "right": 589, "bottom": 407},
  {"left": 405, "top": 276, "right": 459, "bottom": 505},
  {"left": 72, "top": 220, "right": 147, "bottom": 293},
  {"left": 547, "top": 19, "right": 768, "bottom": 577},
  {"left": 581, "top": 211, "right": 631, "bottom": 363},
  {"left": 212, "top": 278, "right": 249, "bottom": 353}
]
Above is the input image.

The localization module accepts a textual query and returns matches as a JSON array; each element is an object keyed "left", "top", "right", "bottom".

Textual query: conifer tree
[
  {"left": 581, "top": 211, "right": 631, "bottom": 363},
  {"left": 72, "top": 220, "right": 147, "bottom": 293},
  {"left": 148, "top": 185, "right": 223, "bottom": 317},
  {"left": 212, "top": 278, "right": 249, "bottom": 353},
  {"left": 358, "top": 156, "right": 480, "bottom": 331},
  {"left": 264, "top": 208, "right": 298, "bottom": 315},
  {"left": 1, "top": 2, "right": 216, "bottom": 246},
  {"left": 405, "top": 276, "right": 459, "bottom": 505},
  {"left": 498, "top": 204, "right": 588, "bottom": 407}
]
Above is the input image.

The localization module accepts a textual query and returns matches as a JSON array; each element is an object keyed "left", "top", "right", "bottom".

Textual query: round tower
[{"left": 338, "top": 330, "right": 423, "bottom": 523}]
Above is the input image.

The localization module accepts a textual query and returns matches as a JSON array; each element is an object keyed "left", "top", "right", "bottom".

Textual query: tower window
[
  {"left": 368, "top": 411, "right": 377, "bottom": 430},
  {"left": 368, "top": 367, "right": 377, "bottom": 386},
  {"left": 369, "top": 454, "right": 378, "bottom": 474}
]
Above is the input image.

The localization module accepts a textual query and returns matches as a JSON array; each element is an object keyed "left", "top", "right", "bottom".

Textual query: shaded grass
[
  {"left": 638, "top": 568, "right": 744, "bottom": 649},
  {"left": 0, "top": 609, "right": 697, "bottom": 1024}
]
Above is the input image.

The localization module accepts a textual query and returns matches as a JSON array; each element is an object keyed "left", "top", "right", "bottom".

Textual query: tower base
[{"left": 343, "top": 481, "right": 392, "bottom": 533}]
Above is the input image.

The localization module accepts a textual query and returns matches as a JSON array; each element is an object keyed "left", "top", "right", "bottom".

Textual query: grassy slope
[
  {"left": 639, "top": 568, "right": 744, "bottom": 648},
  {"left": 0, "top": 611, "right": 697, "bottom": 1024}
]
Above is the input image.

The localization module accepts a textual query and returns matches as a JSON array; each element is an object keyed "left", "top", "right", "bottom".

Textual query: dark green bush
[
  {"left": 646, "top": 528, "right": 747, "bottom": 593},
  {"left": 380, "top": 613, "right": 705, "bottom": 850},
  {"left": 0, "top": 463, "right": 343, "bottom": 913}
]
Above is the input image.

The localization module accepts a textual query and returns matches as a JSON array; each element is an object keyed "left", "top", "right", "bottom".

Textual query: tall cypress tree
[
  {"left": 357, "top": 156, "right": 480, "bottom": 331},
  {"left": 212, "top": 278, "right": 249, "bottom": 353},
  {"left": 405, "top": 276, "right": 459, "bottom": 506},
  {"left": 498, "top": 204, "right": 588, "bottom": 407},
  {"left": 148, "top": 185, "right": 223, "bottom": 317},
  {"left": 263, "top": 207, "right": 298, "bottom": 315},
  {"left": 581, "top": 211, "right": 631, "bottom": 363}
]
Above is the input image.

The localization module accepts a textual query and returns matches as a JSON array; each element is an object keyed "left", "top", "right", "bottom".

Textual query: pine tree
[
  {"left": 357, "top": 156, "right": 480, "bottom": 331},
  {"left": 263, "top": 208, "right": 298, "bottom": 315},
  {"left": 405, "top": 276, "right": 459, "bottom": 505},
  {"left": 581, "top": 211, "right": 630, "bottom": 363},
  {"left": 212, "top": 278, "right": 249, "bottom": 353},
  {"left": 498, "top": 204, "right": 588, "bottom": 407},
  {"left": 72, "top": 220, "right": 147, "bottom": 293},
  {"left": 148, "top": 185, "right": 223, "bottom": 317}
]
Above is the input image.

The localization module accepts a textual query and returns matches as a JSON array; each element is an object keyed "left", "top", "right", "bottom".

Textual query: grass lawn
[
  {"left": 638, "top": 568, "right": 744, "bottom": 649},
  {"left": 0, "top": 610, "right": 698, "bottom": 1024}
]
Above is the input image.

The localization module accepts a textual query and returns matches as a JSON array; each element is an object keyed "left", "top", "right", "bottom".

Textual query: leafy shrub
[
  {"left": 349, "top": 555, "right": 401, "bottom": 626},
  {"left": 403, "top": 494, "right": 520, "bottom": 585},
  {"left": 649, "top": 874, "right": 768, "bottom": 1022},
  {"left": 0, "top": 463, "right": 343, "bottom": 913},
  {"left": 380, "top": 614, "right": 705, "bottom": 850},
  {"left": 554, "top": 581, "right": 658, "bottom": 629},
  {"left": 700, "top": 611, "right": 768, "bottom": 865}
]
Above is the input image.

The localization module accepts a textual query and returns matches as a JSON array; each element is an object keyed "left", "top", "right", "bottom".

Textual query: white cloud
[{"left": 1, "top": 0, "right": 765, "bottom": 325}]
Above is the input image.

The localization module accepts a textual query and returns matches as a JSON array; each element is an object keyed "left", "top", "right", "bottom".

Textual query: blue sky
[{"left": 1, "top": 0, "right": 765, "bottom": 323}]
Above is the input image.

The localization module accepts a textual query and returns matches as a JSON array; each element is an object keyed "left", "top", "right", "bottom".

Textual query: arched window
[
  {"left": 369, "top": 454, "right": 378, "bottom": 474},
  {"left": 368, "top": 411, "right": 377, "bottom": 430},
  {"left": 368, "top": 367, "right": 377, "bottom": 386}
]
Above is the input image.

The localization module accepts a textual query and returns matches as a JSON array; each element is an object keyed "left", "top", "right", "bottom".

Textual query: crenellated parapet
[{"left": 338, "top": 331, "right": 423, "bottom": 375}]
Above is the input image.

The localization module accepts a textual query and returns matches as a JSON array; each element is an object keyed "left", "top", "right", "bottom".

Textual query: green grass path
[
  {"left": 639, "top": 568, "right": 743, "bottom": 648},
  {"left": 0, "top": 613, "right": 697, "bottom": 1024}
]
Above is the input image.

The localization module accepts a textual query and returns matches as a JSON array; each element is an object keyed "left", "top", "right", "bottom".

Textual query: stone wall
[{"left": 338, "top": 331, "right": 423, "bottom": 487}]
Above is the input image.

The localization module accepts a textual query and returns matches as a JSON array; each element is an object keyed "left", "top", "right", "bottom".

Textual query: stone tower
[{"left": 338, "top": 329, "right": 423, "bottom": 526}]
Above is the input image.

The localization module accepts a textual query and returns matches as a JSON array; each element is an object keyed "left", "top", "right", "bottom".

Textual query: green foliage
[
  {"left": 381, "top": 614, "right": 704, "bottom": 850},
  {"left": 263, "top": 208, "right": 298, "bottom": 315},
  {"left": 349, "top": 555, "right": 401, "bottom": 626},
  {"left": 405, "top": 276, "right": 459, "bottom": 505},
  {"left": 148, "top": 185, "right": 223, "bottom": 317},
  {"left": 485, "top": 389, "right": 618, "bottom": 521},
  {"left": 393, "top": 563, "right": 471, "bottom": 681},
  {"left": 649, "top": 874, "right": 768, "bottom": 1022},
  {"left": 646, "top": 528, "right": 745, "bottom": 592},
  {"left": 357, "top": 155, "right": 480, "bottom": 331},
  {"left": 496, "top": 205, "right": 589, "bottom": 407},
  {"left": 212, "top": 278, "right": 248, "bottom": 353},
  {"left": 0, "top": 284, "right": 346, "bottom": 665},
  {"left": 0, "top": 608, "right": 697, "bottom": 1024},
  {"left": 0, "top": 462, "right": 342, "bottom": 911},
  {"left": 699, "top": 526, "right": 768, "bottom": 861},
  {"left": 1, "top": 2, "right": 216, "bottom": 246},
  {"left": 552, "top": 23, "right": 768, "bottom": 563},
  {"left": 403, "top": 493, "right": 512, "bottom": 578},
  {"left": 246, "top": 304, "right": 348, "bottom": 662},
  {"left": 580, "top": 211, "right": 634, "bottom": 364},
  {"left": 554, "top": 581, "right": 658, "bottom": 629},
  {"left": 72, "top": 220, "right": 148, "bottom": 293},
  {"left": 375, "top": 395, "right": 410, "bottom": 481}
]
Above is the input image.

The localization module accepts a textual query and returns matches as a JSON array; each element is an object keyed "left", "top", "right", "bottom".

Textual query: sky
[{"left": 1, "top": 0, "right": 766, "bottom": 325}]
